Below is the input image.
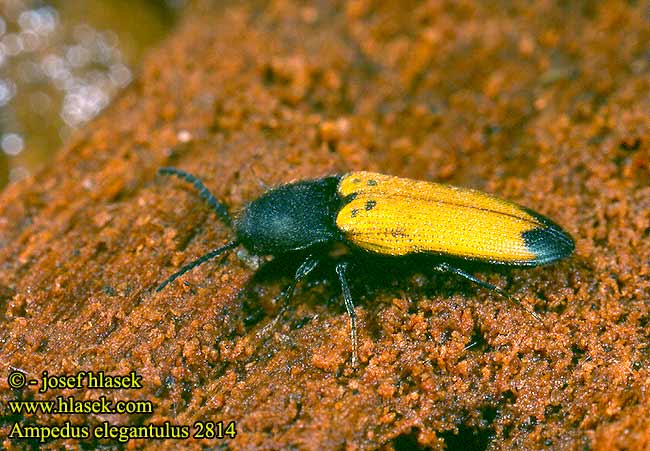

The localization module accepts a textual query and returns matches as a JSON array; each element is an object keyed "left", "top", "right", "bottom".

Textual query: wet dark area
[{"left": 0, "top": 0, "right": 179, "bottom": 187}]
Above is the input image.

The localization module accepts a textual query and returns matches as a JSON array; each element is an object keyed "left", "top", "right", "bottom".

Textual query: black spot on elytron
[
  {"left": 367, "top": 179, "right": 377, "bottom": 186},
  {"left": 351, "top": 208, "right": 359, "bottom": 218},
  {"left": 352, "top": 178, "right": 361, "bottom": 184},
  {"left": 365, "top": 200, "right": 377, "bottom": 211}
]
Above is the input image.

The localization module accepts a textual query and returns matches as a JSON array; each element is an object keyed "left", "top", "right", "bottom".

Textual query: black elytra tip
[{"left": 522, "top": 209, "right": 575, "bottom": 266}]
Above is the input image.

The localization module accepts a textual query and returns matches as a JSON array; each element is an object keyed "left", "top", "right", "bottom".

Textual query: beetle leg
[
  {"left": 156, "top": 240, "right": 239, "bottom": 292},
  {"left": 335, "top": 261, "right": 359, "bottom": 367},
  {"left": 433, "top": 262, "right": 544, "bottom": 325},
  {"left": 257, "top": 255, "right": 319, "bottom": 338},
  {"left": 159, "top": 167, "right": 233, "bottom": 227}
]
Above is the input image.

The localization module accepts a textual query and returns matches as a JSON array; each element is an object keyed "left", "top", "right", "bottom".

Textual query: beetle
[{"left": 156, "top": 168, "right": 575, "bottom": 366}]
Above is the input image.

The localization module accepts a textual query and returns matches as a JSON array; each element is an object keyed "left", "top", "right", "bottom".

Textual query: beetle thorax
[{"left": 234, "top": 177, "right": 341, "bottom": 255}]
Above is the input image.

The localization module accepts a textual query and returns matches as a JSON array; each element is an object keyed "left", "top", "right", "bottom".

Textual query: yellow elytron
[{"left": 337, "top": 171, "right": 572, "bottom": 265}]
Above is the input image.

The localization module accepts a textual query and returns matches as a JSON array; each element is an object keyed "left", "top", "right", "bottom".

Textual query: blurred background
[{"left": 0, "top": 0, "right": 181, "bottom": 188}]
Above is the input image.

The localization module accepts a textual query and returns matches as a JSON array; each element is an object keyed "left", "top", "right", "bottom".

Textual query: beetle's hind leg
[
  {"left": 433, "top": 262, "right": 544, "bottom": 325},
  {"left": 335, "top": 261, "right": 359, "bottom": 367},
  {"left": 158, "top": 167, "right": 233, "bottom": 227},
  {"left": 256, "top": 255, "right": 320, "bottom": 338}
]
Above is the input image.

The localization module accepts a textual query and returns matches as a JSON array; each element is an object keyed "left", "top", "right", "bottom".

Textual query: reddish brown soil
[{"left": 1, "top": 1, "right": 649, "bottom": 450}]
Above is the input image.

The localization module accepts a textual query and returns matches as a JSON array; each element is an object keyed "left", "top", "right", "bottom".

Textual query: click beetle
[{"left": 156, "top": 168, "right": 575, "bottom": 365}]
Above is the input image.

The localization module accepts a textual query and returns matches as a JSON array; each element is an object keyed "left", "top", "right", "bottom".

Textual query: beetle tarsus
[
  {"left": 256, "top": 255, "right": 320, "bottom": 339},
  {"left": 433, "top": 262, "right": 545, "bottom": 326},
  {"left": 336, "top": 261, "right": 358, "bottom": 367}
]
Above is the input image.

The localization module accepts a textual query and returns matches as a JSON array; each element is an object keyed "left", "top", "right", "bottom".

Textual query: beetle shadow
[
  {"left": 346, "top": 252, "right": 511, "bottom": 294},
  {"left": 238, "top": 251, "right": 507, "bottom": 332},
  {"left": 235, "top": 248, "right": 584, "bottom": 348},
  {"left": 238, "top": 251, "right": 335, "bottom": 332}
]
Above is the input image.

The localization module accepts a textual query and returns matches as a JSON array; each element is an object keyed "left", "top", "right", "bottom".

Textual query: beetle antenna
[
  {"left": 433, "top": 262, "right": 545, "bottom": 326},
  {"left": 158, "top": 167, "right": 233, "bottom": 227},
  {"left": 156, "top": 240, "right": 239, "bottom": 292}
]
